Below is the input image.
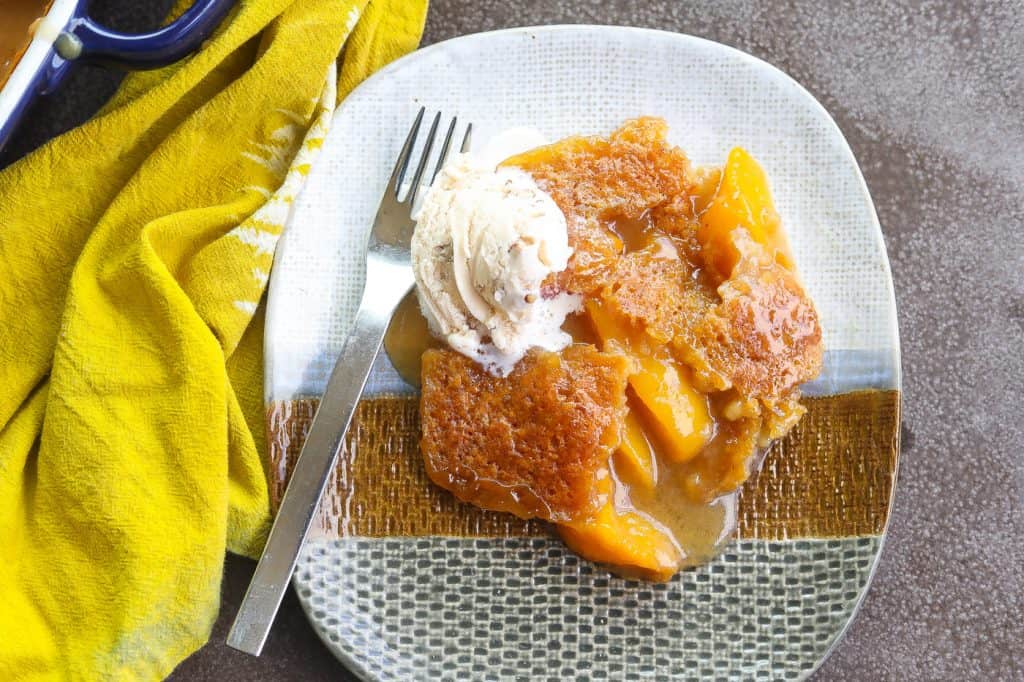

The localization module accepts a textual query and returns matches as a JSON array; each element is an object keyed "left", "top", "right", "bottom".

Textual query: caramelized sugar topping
[
  {"left": 680, "top": 242, "right": 824, "bottom": 402},
  {"left": 419, "top": 345, "right": 632, "bottom": 522},
  {"left": 503, "top": 117, "right": 696, "bottom": 295},
  {"left": 599, "top": 243, "right": 717, "bottom": 346}
]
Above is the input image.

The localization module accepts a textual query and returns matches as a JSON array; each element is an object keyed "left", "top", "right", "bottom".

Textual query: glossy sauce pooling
[
  {"left": 0, "top": 1, "right": 53, "bottom": 89},
  {"left": 384, "top": 291, "right": 441, "bottom": 388}
]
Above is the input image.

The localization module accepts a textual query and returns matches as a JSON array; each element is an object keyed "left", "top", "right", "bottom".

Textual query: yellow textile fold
[{"left": 0, "top": 0, "right": 427, "bottom": 679}]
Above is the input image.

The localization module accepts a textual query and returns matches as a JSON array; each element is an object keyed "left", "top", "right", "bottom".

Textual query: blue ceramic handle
[{"left": 64, "top": 0, "right": 235, "bottom": 69}]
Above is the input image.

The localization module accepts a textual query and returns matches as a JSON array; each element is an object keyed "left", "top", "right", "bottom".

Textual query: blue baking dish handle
[
  {"left": 62, "top": 0, "right": 235, "bottom": 69},
  {"left": 0, "top": 0, "right": 234, "bottom": 153}
]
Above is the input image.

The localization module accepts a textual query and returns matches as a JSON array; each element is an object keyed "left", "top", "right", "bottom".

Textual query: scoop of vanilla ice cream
[{"left": 411, "top": 129, "right": 579, "bottom": 376}]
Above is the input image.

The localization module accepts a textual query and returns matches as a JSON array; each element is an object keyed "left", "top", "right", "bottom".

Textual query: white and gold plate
[{"left": 265, "top": 25, "right": 900, "bottom": 681}]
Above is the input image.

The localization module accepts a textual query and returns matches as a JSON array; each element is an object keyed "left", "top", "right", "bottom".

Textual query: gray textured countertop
[{"left": 6, "top": 1, "right": 1021, "bottom": 679}]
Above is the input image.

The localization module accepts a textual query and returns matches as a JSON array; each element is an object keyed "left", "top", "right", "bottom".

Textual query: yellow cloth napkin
[{"left": 0, "top": 0, "right": 426, "bottom": 678}]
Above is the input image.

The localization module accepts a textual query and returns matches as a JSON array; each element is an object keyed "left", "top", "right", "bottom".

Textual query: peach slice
[
  {"left": 585, "top": 299, "right": 638, "bottom": 352},
  {"left": 558, "top": 480, "right": 680, "bottom": 581},
  {"left": 615, "top": 410, "right": 656, "bottom": 490},
  {"left": 628, "top": 356, "right": 712, "bottom": 464},
  {"left": 586, "top": 302, "right": 712, "bottom": 464},
  {"left": 698, "top": 147, "right": 793, "bottom": 280}
]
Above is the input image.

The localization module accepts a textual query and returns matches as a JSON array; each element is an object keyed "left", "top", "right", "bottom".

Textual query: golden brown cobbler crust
[
  {"left": 420, "top": 117, "right": 823, "bottom": 519},
  {"left": 419, "top": 345, "right": 632, "bottom": 522}
]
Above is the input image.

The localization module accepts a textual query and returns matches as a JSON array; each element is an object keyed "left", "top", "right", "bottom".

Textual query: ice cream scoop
[{"left": 411, "top": 129, "right": 579, "bottom": 376}]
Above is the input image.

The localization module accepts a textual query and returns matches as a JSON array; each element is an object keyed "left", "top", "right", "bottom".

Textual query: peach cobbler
[{"left": 400, "top": 118, "right": 822, "bottom": 581}]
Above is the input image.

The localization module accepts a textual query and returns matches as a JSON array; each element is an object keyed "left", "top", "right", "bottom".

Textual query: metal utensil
[{"left": 227, "top": 108, "right": 470, "bottom": 655}]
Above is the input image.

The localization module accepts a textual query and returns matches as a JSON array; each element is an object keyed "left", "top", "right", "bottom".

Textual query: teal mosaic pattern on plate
[{"left": 296, "top": 536, "right": 880, "bottom": 681}]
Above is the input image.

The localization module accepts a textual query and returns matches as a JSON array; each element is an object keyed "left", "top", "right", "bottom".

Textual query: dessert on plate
[{"left": 396, "top": 117, "right": 822, "bottom": 581}]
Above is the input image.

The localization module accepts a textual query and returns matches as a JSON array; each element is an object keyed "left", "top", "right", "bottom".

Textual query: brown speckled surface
[{"left": 5, "top": 1, "right": 1021, "bottom": 679}]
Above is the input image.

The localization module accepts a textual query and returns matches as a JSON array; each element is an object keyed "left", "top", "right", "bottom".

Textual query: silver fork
[{"left": 227, "top": 108, "right": 471, "bottom": 656}]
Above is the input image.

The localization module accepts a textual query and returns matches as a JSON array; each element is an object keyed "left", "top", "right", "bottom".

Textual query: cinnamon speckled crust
[
  {"left": 513, "top": 117, "right": 824, "bottom": 513},
  {"left": 513, "top": 119, "right": 823, "bottom": 413},
  {"left": 419, "top": 345, "right": 632, "bottom": 522},
  {"left": 601, "top": 236, "right": 823, "bottom": 405},
  {"left": 684, "top": 253, "right": 824, "bottom": 402},
  {"left": 600, "top": 245, "right": 716, "bottom": 345},
  {"left": 504, "top": 117, "right": 694, "bottom": 295}
]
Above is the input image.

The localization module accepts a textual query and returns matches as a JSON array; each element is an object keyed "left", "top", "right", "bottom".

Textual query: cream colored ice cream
[{"left": 411, "top": 129, "right": 579, "bottom": 376}]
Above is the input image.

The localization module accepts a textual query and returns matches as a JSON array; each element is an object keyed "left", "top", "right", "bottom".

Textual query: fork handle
[{"left": 227, "top": 281, "right": 409, "bottom": 655}]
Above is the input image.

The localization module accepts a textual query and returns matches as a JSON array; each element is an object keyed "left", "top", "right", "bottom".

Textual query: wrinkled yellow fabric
[{"left": 0, "top": 0, "right": 427, "bottom": 679}]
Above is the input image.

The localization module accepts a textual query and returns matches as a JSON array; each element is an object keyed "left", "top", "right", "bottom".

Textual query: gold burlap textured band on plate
[{"left": 267, "top": 390, "right": 899, "bottom": 541}]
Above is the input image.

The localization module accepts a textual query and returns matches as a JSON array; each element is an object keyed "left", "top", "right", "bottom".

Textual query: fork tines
[{"left": 388, "top": 107, "right": 472, "bottom": 206}]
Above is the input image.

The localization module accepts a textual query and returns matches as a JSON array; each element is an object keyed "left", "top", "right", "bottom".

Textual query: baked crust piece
[{"left": 420, "top": 345, "right": 632, "bottom": 522}]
